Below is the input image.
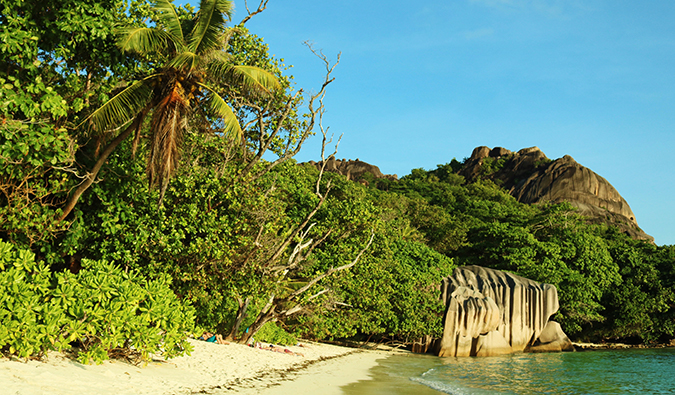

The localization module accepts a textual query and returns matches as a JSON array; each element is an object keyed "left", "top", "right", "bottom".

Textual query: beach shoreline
[
  {"left": 0, "top": 338, "right": 394, "bottom": 394},
  {"left": 8, "top": 336, "right": 672, "bottom": 394},
  {"left": 572, "top": 341, "right": 675, "bottom": 351}
]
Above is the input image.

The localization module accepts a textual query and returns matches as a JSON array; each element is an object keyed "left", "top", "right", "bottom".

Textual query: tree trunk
[
  {"left": 238, "top": 308, "right": 276, "bottom": 344},
  {"left": 56, "top": 119, "right": 139, "bottom": 222},
  {"left": 226, "top": 297, "right": 250, "bottom": 341}
]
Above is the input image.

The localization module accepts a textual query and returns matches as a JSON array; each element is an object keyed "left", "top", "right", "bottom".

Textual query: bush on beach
[
  {"left": 0, "top": 240, "right": 195, "bottom": 364},
  {"left": 252, "top": 321, "right": 298, "bottom": 346}
]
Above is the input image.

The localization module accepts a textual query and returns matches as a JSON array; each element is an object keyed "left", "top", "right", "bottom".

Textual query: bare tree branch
[
  {"left": 238, "top": 0, "right": 270, "bottom": 26},
  {"left": 282, "top": 231, "right": 313, "bottom": 274},
  {"left": 287, "top": 230, "right": 375, "bottom": 300},
  {"left": 300, "top": 228, "right": 333, "bottom": 265},
  {"left": 234, "top": 45, "right": 347, "bottom": 343},
  {"left": 316, "top": 120, "right": 342, "bottom": 198},
  {"left": 244, "top": 228, "right": 375, "bottom": 340},
  {"left": 233, "top": 43, "right": 341, "bottom": 188},
  {"left": 231, "top": 91, "right": 301, "bottom": 185},
  {"left": 264, "top": 188, "right": 327, "bottom": 268}
]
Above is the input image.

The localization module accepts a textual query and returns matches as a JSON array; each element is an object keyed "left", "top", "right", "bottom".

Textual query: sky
[{"left": 176, "top": 0, "right": 675, "bottom": 246}]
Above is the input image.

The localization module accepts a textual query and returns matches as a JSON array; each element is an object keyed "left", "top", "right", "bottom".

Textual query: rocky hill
[
  {"left": 305, "top": 147, "right": 651, "bottom": 241},
  {"left": 305, "top": 158, "right": 398, "bottom": 184},
  {"left": 459, "top": 146, "right": 652, "bottom": 241}
]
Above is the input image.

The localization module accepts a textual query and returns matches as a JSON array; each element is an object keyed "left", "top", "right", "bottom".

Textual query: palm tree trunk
[{"left": 56, "top": 119, "right": 139, "bottom": 222}]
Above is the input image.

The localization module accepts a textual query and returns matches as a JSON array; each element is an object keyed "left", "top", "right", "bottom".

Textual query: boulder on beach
[
  {"left": 436, "top": 265, "right": 574, "bottom": 357},
  {"left": 528, "top": 320, "right": 574, "bottom": 353}
]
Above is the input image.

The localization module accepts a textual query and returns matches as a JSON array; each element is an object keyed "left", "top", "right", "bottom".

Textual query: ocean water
[{"left": 342, "top": 348, "right": 675, "bottom": 394}]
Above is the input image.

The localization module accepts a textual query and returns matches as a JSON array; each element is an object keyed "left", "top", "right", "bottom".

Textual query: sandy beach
[{"left": 0, "top": 339, "right": 393, "bottom": 394}]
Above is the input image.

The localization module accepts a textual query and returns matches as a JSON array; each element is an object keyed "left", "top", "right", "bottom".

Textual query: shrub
[
  {"left": 0, "top": 120, "right": 75, "bottom": 249},
  {"left": 253, "top": 321, "right": 297, "bottom": 346},
  {"left": 0, "top": 240, "right": 63, "bottom": 359},
  {"left": 0, "top": 240, "right": 195, "bottom": 364}
]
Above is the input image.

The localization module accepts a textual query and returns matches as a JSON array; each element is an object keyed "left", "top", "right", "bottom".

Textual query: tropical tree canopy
[
  {"left": 84, "top": 0, "right": 280, "bottom": 205},
  {"left": 4, "top": 0, "right": 675, "bottom": 365}
]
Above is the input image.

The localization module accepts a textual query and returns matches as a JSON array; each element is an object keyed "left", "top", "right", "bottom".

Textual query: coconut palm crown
[{"left": 85, "top": 0, "right": 279, "bottom": 205}]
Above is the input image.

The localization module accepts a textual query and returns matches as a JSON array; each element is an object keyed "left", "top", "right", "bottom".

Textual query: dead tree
[
  {"left": 227, "top": 79, "right": 376, "bottom": 343},
  {"left": 234, "top": 136, "right": 374, "bottom": 343},
  {"left": 226, "top": 42, "right": 342, "bottom": 190},
  {"left": 238, "top": 228, "right": 374, "bottom": 344},
  {"left": 238, "top": 0, "right": 270, "bottom": 26}
]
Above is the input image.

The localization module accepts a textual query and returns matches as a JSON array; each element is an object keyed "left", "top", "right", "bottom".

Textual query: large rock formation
[
  {"left": 459, "top": 146, "right": 652, "bottom": 241},
  {"left": 436, "top": 266, "right": 574, "bottom": 357},
  {"left": 305, "top": 146, "right": 650, "bottom": 240},
  {"left": 305, "top": 158, "right": 398, "bottom": 184}
]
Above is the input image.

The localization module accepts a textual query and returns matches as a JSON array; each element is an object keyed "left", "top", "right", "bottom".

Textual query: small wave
[
  {"left": 420, "top": 367, "right": 437, "bottom": 377},
  {"left": 410, "top": 377, "right": 468, "bottom": 395}
]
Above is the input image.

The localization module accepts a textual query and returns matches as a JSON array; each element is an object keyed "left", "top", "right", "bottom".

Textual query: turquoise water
[{"left": 343, "top": 348, "right": 675, "bottom": 394}]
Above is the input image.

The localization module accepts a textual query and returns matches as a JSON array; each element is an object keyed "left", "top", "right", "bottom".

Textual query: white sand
[
  {"left": 239, "top": 351, "right": 388, "bottom": 394},
  {"left": 0, "top": 339, "right": 391, "bottom": 394}
]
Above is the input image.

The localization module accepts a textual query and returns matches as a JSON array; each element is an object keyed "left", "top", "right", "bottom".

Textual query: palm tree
[{"left": 58, "top": 0, "right": 279, "bottom": 220}]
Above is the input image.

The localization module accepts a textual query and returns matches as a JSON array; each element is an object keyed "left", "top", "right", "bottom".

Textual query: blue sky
[{"left": 177, "top": 0, "right": 675, "bottom": 245}]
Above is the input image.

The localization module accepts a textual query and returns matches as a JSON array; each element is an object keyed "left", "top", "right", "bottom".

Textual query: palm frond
[
  {"left": 79, "top": 75, "right": 158, "bottom": 133},
  {"left": 152, "top": 0, "right": 185, "bottom": 44},
  {"left": 196, "top": 81, "right": 242, "bottom": 140},
  {"left": 208, "top": 61, "right": 280, "bottom": 97},
  {"left": 232, "top": 65, "right": 281, "bottom": 94},
  {"left": 117, "top": 27, "right": 172, "bottom": 55},
  {"left": 131, "top": 108, "right": 149, "bottom": 158},
  {"left": 188, "top": 0, "right": 233, "bottom": 54},
  {"left": 201, "top": 46, "right": 232, "bottom": 64},
  {"left": 167, "top": 52, "right": 201, "bottom": 73},
  {"left": 147, "top": 85, "right": 190, "bottom": 206}
]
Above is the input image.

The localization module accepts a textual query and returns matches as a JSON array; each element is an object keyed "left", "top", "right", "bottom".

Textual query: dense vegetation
[
  {"left": 388, "top": 167, "right": 675, "bottom": 342},
  {"left": 1, "top": 0, "right": 674, "bottom": 363}
]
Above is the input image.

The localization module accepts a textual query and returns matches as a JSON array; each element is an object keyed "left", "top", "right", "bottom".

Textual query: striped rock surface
[{"left": 436, "top": 265, "right": 573, "bottom": 357}]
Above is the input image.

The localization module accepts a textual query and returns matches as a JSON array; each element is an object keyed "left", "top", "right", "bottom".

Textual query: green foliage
[
  {"left": 3, "top": 0, "right": 674, "bottom": 352},
  {"left": 298, "top": 236, "right": 454, "bottom": 342},
  {"left": 56, "top": 138, "right": 304, "bottom": 337},
  {"left": 459, "top": 207, "right": 621, "bottom": 334},
  {"left": 226, "top": 27, "right": 305, "bottom": 156},
  {"left": 390, "top": 164, "right": 675, "bottom": 341},
  {"left": 69, "top": 259, "right": 196, "bottom": 364},
  {"left": 432, "top": 159, "right": 464, "bottom": 179},
  {"left": 0, "top": 240, "right": 62, "bottom": 359},
  {"left": 0, "top": 240, "right": 195, "bottom": 364},
  {"left": 0, "top": 120, "right": 75, "bottom": 247},
  {"left": 253, "top": 321, "right": 297, "bottom": 346},
  {"left": 534, "top": 158, "right": 553, "bottom": 168},
  {"left": 479, "top": 155, "right": 510, "bottom": 176},
  {"left": 385, "top": 240, "right": 455, "bottom": 338},
  {"left": 596, "top": 231, "right": 675, "bottom": 342},
  {"left": 0, "top": 0, "right": 142, "bottom": 123}
]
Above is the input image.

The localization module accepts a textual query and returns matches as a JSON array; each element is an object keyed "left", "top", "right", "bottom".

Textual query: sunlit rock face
[
  {"left": 458, "top": 146, "right": 652, "bottom": 242},
  {"left": 436, "top": 266, "right": 574, "bottom": 357},
  {"left": 305, "top": 158, "right": 398, "bottom": 183}
]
